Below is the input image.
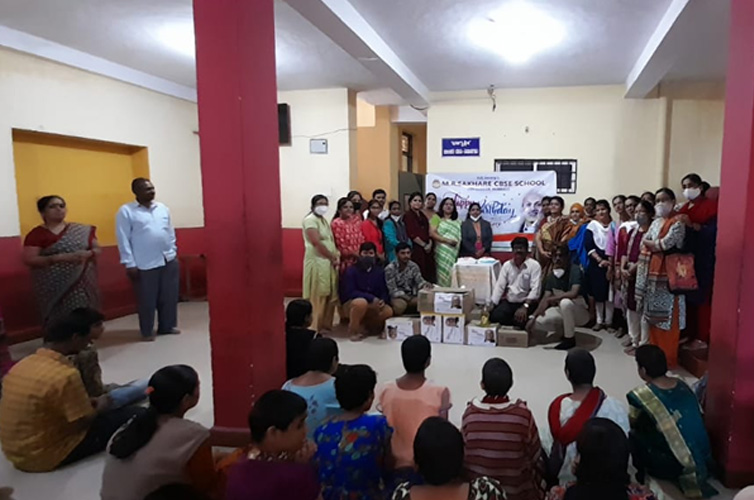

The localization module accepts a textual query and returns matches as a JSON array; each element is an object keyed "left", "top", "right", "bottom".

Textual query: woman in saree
[
  {"left": 628, "top": 345, "right": 716, "bottom": 498},
  {"left": 635, "top": 188, "right": 686, "bottom": 367},
  {"left": 535, "top": 196, "right": 571, "bottom": 278},
  {"left": 303, "top": 195, "right": 340, "bottom": 332},
  {"left": 404, "top": 192, "right": 436, "bottom": 282},
  {"left": 331, "top": 197, "right": 364, "bottom": 275},
  {"left": 564, "top": 203, "right": 587, "bottom": 241},
  {"left": 677, "top": 174, "right": 717, "bottom": 348},
  {"left": 430, "top": 197, "right": 462, "bottom": 287},
  {"left": 621, "top": 200, "right": 653, "bottom": 355},
  {"left": 23, "top": 195, "right": 101, "bottom": 327}
]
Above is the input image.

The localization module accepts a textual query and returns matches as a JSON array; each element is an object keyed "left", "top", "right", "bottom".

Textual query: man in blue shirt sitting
[{"left": 340, "top": 242, "right": 393, "bottom": 341}]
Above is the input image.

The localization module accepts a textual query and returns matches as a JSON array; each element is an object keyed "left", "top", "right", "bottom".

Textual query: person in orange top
[
  {"left": 677, "top": 173, "right": 718, "bottom": 347},
  {"left": 377, "top": 335, "right": 451, "bottom": 492},
  {"left": 362, "top": 199, "right": 386, "bottom": 261},
  {"left": 331, "top": 197, "right": 365, "bottom": 275},
  {"left": 0, "top": 316, "right": 140, "bottom": 472},
  {"left": 101, "top": 365, "right": 217, "bottom": 500}
]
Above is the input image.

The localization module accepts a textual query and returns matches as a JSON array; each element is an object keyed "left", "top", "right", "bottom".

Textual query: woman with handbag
[{"left": 635, "top": 188, "right": 687, "bottom": 367}]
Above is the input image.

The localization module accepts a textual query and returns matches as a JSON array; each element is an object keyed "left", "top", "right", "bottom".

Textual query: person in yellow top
[
  {"left": 302, "top": 194, "right": 340, "bottom": 333},
  {"left": 0, "top": 315, "right": 142, "bottom": 472}
]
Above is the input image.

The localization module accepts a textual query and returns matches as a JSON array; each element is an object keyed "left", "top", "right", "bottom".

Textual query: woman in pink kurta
[{"left": 331, "top": 198, "right": 365, "bottom": 275}]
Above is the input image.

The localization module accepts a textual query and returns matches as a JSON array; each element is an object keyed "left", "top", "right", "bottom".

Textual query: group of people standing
[{"left": 302, "top": 189, "right": 494, "bottom": 337}]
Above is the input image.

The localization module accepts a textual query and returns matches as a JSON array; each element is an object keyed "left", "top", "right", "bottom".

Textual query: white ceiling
[
  {"left": 0, "top": 0, "right": 377, "bottom": 92},
  {"left": 0, "top": 0, "right": 729, "bottom": 101},
  {"left": 348, "top": 0, "right": 677, "bottom": 91}
]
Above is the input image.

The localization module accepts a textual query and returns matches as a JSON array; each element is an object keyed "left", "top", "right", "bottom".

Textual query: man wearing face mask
[
  {"left": 340, "top": 242, "right": 393, "bottom": 341},
  {"left": 526, "top": 244, "right": 590, "bottom": 350},
  {"left": 460, "top": 202, "right": 493, "bottom": 258},
  {"left": 489, "top": 237, "right": 542, "bottom": 328}
]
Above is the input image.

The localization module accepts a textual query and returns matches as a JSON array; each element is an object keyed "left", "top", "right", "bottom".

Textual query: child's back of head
[
  {"left": 482, "top": 358, "right": 513, "bottom": 397},
  {"left": 335, "top": 364, "right": 377, "bottom": 412},
  {"left": 249, "top": 390, "right": 308, "bottom": 453},
  {"left": 286, "top": 300, "right": 313, "bottom": 329},
  {"left": 401, "top": 336, "right": 431, "bottom": 374}
]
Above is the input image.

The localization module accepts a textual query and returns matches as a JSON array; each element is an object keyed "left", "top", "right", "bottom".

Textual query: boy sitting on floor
[
  {"left": 462, "top": 358, "right": 546, "bottom": 500},
  {"left": 69, "top": 307, "right": 148, "bottom": 409}
]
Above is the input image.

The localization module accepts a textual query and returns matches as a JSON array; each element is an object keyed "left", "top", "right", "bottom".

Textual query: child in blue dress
[{"left": 314, "top": 364, "right": 394, "bottom": 500}]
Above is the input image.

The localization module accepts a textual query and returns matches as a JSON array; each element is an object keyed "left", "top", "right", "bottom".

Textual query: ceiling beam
[
  {"left": 284, "top": 0, "right": 430, "bottom": 107},
  {"left": 0, "top": 25, "right": 197, "bottom": 102},
  {"left": 625, "top": 0, "right": 727, "bottom": 98}
]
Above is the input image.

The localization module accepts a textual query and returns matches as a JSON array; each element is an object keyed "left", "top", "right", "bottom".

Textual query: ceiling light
[
  {"left": 468, "top": 2, "right": 565, "bottom": 64},
  {"left": 157, "top": 22, "right": 196, "bottom": 59}
]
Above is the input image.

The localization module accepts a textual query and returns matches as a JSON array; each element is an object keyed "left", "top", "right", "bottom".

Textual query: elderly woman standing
[
  {"left": 23, "top": 195, "right": 101, "bottom": 327},
  {"left": 303, "top": 195, "right": 340, "bottom": 332},
  {"left": 635, "top": 188, "right": 686, "bottom": 367}
]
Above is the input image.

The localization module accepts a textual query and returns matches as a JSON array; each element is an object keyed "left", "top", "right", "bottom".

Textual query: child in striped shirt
[{"left": 462, "top": 358, "right": 547, "bottom": 500}]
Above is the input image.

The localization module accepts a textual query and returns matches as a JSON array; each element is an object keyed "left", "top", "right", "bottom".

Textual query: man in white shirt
[
  {"left": 116, "top": 178, "right": 179, "bottom": 341},
  {"left": 362, "top": 188, "right": 389, "bottom": 220},
  {"left": 489, "top": 237, "right": 542, "bottom": 328}
]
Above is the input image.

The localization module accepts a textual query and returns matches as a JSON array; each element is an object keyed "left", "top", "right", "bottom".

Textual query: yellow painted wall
[
  {"left": 13, "top": 130, "right": 149, "bottom": 246},
  {"left": 356, "top": 105, "right": 399, "bottom": 198}
]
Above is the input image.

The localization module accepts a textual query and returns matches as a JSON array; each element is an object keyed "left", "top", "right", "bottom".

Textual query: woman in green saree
[{"left": 430, "top": 198, "right": 461, "bottom": 287}]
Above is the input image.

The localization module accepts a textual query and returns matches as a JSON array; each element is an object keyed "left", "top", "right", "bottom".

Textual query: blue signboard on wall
[{"left": 442, "top": 137, "right": 480, "bottom": 157}]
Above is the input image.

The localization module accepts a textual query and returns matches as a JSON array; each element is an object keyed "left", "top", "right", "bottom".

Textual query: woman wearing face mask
[
  {"left": 635, "top": 188, "right": 686, "bottom": 367},
  {"left": 421, "top": 192, "right": 440, "bottom": 226},
  {"left": 430, "top": 197, "right": 462, "bottom": 287},
  {"left": 460, "top": 202, "right": 493, "bottom": 258},
  {"left": 536, "top": 196, "right": 571, "bottom": 278},
  {"left": 303, "top": 195, "right": 340, "bottom": 332},
  {"left": 383, "top": 201, "right": 412, "bottom": 263},
  {"left": 620, "top": 200, "right": 654, "bottom": 355},
  {"left": 584, "top": 199, "right": 615, "bottom": 331},
  {"left": 347, "top": 191, "right": 364, "bottom": 219},
  {"left": 677, "top": 174, "right": 718, "bottom": 348},
  {"left": 404, "top": 192, "right": 436, "bottom": 282},
  {"left": 331, "top": 198, "right": 364, "bottom": 275},
  {"left": 361, "top": 199, "right": 386, "bottom": 261}
]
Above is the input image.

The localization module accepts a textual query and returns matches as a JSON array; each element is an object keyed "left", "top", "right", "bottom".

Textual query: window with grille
[{"left": 494, "top": 159, "right": 577, "bottom": 194}]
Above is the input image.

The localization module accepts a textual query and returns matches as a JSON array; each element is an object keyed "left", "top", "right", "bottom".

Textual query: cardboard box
[
  {"left": 385, "top": 318, "right": 420, "bottom": 341},
  {"left": 418, "top": 287, "right": 476, "bottom": 318},
  {"left": 497, "top": 327, "right": 529, "bottom": 348},
  {"left": 466, "top": 322, "right": 499, "bottom": 347},
  {"left": 420, "top": 314, "right": 442, "bottom": 343},
  {"left": 442, "top": 315, "right": 466, "bottom": 345}
]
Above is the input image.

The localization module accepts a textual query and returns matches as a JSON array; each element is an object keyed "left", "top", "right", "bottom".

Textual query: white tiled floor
[{"left": 0, "top": 302, "right": 737, "bottom": 500}]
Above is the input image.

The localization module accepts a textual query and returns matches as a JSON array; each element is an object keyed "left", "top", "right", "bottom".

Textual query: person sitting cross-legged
[
  {"left": 0, "top": 317, "right": 143, "bottom": 472},
  {"left": 69, "top": 307, "right": 149, "bottom": 409},
  {"left": 489, "top": 237, "right": 541, "bottom": 329},
  {"left": 385, "top": 242, "right": 432, "bottom": 316},
  {"left": 341, "top": 241, "right": 394, "bottom": 341},
  {"left": 627, "top": 345, "right": 717, "bottom": 498},
  {"left": 546, "top": 348, "right": 629, "bottom": 485},
  {"left": 526, "top": 244, "right": 590, "bottom": 350},
  {"left": 462, "top": 358, "right": 546, "bottom": 500},
  {"left": 545, "top": 418, "right": 657, "bottom": 500},
  {"left": 314, "top": 364, "right": 394, "bottom": 500}
]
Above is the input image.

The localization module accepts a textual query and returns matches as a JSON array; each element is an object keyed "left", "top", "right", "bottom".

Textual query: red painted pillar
[
  {"left": 706, "top": 0, "right": 754, "bottom": 487},
  {"left": 193, "top": 0, "right": 285, "bottom": 440}
]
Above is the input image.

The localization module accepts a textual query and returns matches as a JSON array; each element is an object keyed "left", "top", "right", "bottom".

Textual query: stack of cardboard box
[{"left": 417, "top": 287, "right": 475, "bottom": 344}]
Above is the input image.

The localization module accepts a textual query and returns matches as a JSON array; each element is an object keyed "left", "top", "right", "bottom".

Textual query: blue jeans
[{"left": 107, "top": 379, "right": 149, "bottom": 408}]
